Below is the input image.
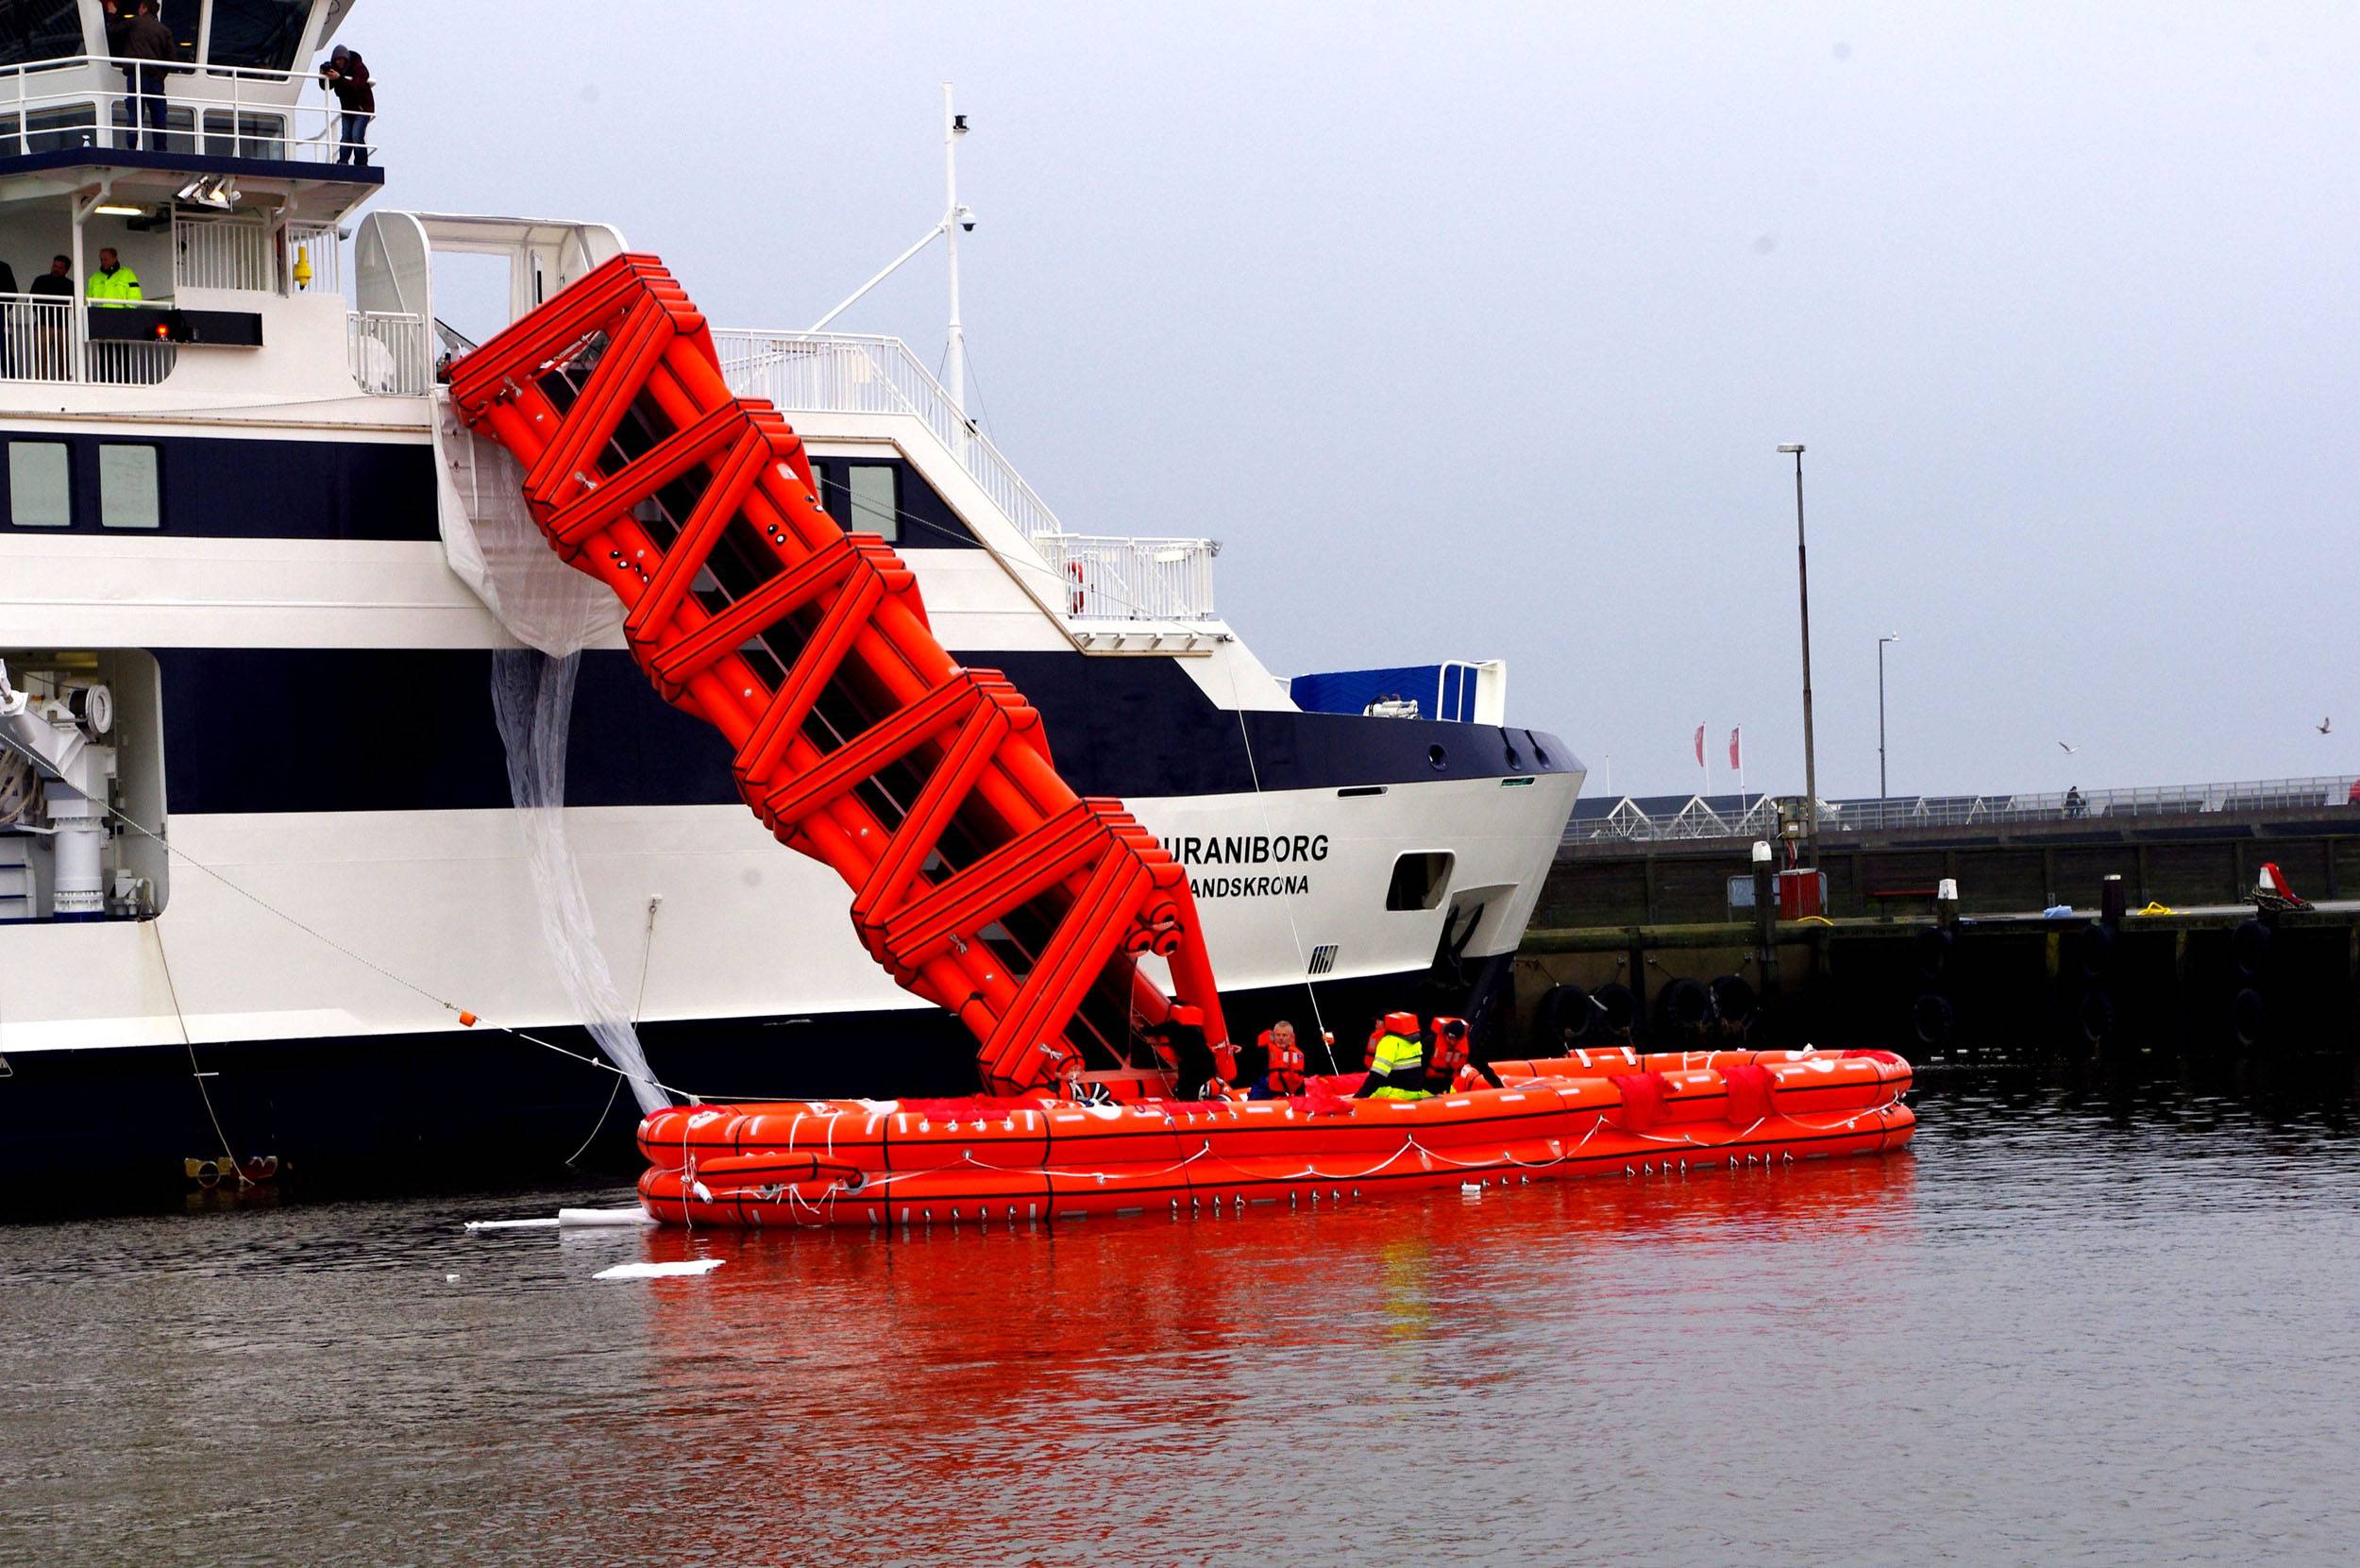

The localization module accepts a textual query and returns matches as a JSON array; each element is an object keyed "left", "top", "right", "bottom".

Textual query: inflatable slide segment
[
  {"left": 632, "top": 1049, "right": 1914, "bottom": 1227},
  {"left": 449, "top": 255, "right": 1225, "bottom": 1092}
]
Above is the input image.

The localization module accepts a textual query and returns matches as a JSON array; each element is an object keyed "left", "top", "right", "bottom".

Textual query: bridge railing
[{"left": 0, "top": 54, "right": 371, "bottom": 165}]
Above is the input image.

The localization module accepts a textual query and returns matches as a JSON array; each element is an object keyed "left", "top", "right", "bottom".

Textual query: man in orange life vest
[
  {"left": 1357, "top": 1011, "right": 1430, "bottom": 1099},
  {"left": 1249, "top": 1020, "right": 1309, "bottom": 1099},
  {"left": 1357, "top": 1013, "right": 1501, "bottom": 1100},
  {"left": 1423, "top": 1016, "right": 1502, "bottom": 1093}
]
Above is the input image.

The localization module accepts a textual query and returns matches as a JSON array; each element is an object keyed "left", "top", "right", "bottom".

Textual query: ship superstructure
[{"left": 0, "top": 0, "right": 1580, "bottom": 1190}]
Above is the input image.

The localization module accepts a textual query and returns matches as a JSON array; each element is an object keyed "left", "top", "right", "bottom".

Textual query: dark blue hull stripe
[
  {"left": 0, "top": 969, "right": 1448, "bottom": 1206},
  {"left": 154, "top": 648, "right": 1573, "bottom": 813},
  {"left": 0, "top": 434, "right": 985, "bottom": 547},
  {"left": 0, "top": 430, "right": 436, "bottom": 540}
]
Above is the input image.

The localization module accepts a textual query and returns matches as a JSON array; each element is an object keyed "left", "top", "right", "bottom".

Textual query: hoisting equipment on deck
[{"left": 449, "top": 255, "right": 1226, "bottom": 1093}]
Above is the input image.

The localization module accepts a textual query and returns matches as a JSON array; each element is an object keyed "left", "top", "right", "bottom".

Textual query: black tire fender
[
  {"left": 1910, "top": 991, "right": 1956, "bottom": 1049},
  {"left": 2231, "top": 986, "right": 2267, "bottom": 1051},
  {"left": 1592, "top": 982, "right": 1639, "bottom": 1037},
  {"left": 2233, "top": 920, "right": 2272, "bottom": 983},
  {"left": 2078, "top": 988, "right": 2116, "bottom": 1045}
]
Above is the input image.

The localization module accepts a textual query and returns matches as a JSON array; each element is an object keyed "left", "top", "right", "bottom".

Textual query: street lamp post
[
  {"left": 1878, "top": 632, "right": 1900, "bottom": 803},
  {"left": 1778, "top": 444, "right": 1817, "bottom": 869}
]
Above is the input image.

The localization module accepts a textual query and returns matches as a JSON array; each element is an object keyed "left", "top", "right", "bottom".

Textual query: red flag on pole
[
  {"left": 1694, "top": 724, "right": 1705, "bottom": 768},
  {"left": 1728, "top": 727, "right": 1743, "bottom": 769}
]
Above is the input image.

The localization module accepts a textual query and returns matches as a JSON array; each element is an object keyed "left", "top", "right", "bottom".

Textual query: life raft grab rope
[
  {"left": 632, "top": 1048, "right": 1916, "bottom": 1228},
  {"left": 447, "top": 255, "right": 1227, "bottom": 1093}
]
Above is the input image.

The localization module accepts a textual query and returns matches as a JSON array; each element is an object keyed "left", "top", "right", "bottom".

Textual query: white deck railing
[
  {"left": 348, "top": 311, "right": 429, "bottom": 396},
  {"left": 0, "top": 54, "right": 372, "bottom": 166},
  {"left": 0, "top": 295, "right": 173, "bottom": 384},
  {"left": 288, "top": 222, "right": 342, "bottom": 295},
  {"left": 0, "top": 295, "right": 78, "bottom": 382},
  {"left": 709, "top": 329, "right": 1219, "bottom": 621},
  {"left": 1035, "top": 533, "right": 1220, "bottom": 621},
  {"left": 175, "top": 217, "right": 270, "bottom": 292}
]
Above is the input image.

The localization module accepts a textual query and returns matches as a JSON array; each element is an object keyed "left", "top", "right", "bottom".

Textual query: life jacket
[
  {"left": 1424, "top": 1017, "right": 1471, "bottom": 1090},
  {"left": 1259, "top": 1029, "right": 1306, "bottom": 1096},
  {"left": 1367, "top": 1010, "right": 1420, "bottom": 1069},
  {"left": 1366, "top": 1023, "right": 1430, "bottom": 1101}
]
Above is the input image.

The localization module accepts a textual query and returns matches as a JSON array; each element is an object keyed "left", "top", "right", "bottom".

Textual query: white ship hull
[{"left": 0, "top": 95, "right": 1583, "bottom": 1195}]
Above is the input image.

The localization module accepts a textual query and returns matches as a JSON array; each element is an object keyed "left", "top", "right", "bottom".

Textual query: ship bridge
[{"left": 0, "top": 0, "right": 381, "bottom": 389}]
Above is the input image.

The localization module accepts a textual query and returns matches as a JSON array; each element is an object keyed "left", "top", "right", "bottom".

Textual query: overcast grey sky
[{"left": 361, "top": 1, "right": 2355, "bottom": 799}]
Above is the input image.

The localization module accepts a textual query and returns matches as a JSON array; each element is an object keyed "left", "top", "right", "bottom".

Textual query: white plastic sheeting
[
  {"left": 435, "top": 391, "right": 665, "bottom": 1117},
  {"left": 435, "top": 399, "right": 623, "bottom": 650},
  {"left": 593, "top": 1259, "right": 723, "bottom": 1281}
]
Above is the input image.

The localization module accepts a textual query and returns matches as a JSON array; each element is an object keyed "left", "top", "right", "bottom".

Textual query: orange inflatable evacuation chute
[{"left": 447, "top": 253, "right": 1226, "bottom": 1096}]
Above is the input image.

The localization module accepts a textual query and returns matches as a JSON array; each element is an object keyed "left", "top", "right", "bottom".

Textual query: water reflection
[{"left": 6, "top": 1074, "right": 2360, "bottom": 1565}]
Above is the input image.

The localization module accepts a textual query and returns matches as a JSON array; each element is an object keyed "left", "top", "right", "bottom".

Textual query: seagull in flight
[{"left": 2057, "top": 741, "right": 2079, "bottom": 754}]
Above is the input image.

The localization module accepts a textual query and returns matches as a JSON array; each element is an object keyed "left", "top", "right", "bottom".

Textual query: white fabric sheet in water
[
  {"left": 592, "top": 1259, "right": 724, "bottom": 1281},
  {"left": 434, "top": 391, "right": 666, "bottom": 1118}
]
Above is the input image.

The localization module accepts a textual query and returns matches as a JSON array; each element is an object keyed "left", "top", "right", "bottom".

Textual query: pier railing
[{"left": 1566, "top": 775, "right": 2360, "bottom": 845}]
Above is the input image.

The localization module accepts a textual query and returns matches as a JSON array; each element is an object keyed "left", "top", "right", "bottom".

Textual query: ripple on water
[{"left": 5, "top": 1074, "right": 2360, "bottom": 1565}]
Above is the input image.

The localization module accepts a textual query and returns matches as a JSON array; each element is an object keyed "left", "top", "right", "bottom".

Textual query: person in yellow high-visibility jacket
[
  {"left": 88, "top": 248, "right": 142, "bottom": 307},
  {"left": 1357, "top": 1011, "right": 1430, "bottom": 1101}
]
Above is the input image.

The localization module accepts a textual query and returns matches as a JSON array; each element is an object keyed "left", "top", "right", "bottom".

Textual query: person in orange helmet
[{"left": 1357, "top": 1011, "right": 1430, "bottom": 1100}]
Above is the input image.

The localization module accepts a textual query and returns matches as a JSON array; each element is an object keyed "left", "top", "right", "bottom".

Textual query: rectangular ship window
[
  {"left": 99, "top": 445, "right": 161, "bottom": 529},
  {"left": 8, "top": 441, "right": 70, "bottom": 527},
  {"left": 849, "top": 464, "right": 899, "bottom": 542}
]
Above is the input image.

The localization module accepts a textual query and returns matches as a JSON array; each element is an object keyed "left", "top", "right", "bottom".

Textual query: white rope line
[
  {"left": 99, "top": 800, "right": 713, "bottom": 1104},
  {"left": 1219, "top": 654, "right": 1334, "bottom": 1070},
  {"left": 147, "top": 916, "right": 251, "bottom": 1189},
  {"left": 562, "top": 897, "right": 664, "bottom": 1168}
]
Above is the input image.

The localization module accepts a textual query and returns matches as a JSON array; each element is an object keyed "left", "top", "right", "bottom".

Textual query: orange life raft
[{"left": 633, "top": 1048, "right": 1914, "bottom": 1228}]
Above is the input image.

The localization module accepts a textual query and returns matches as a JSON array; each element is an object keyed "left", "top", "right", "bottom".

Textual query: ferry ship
[{"left": 0, "top": 0, "right": 1581, "bottom": 1195}]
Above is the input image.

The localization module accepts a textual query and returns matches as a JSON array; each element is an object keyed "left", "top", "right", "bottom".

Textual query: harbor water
[{"left": 7, "top": 1072, "right": 2358, "bottom": 1565}]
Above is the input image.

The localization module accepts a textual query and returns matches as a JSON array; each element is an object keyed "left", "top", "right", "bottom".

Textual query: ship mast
[
  {"left": 806, "top": 84, "right": 978, "bottom": 424},
  {"left": 942, "top": 83, "right": 969, "bottom": 420}
]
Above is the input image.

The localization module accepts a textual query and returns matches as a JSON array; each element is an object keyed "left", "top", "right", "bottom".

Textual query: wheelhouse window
[
  {"left": 848, "top": 464, "right": 900, "bottom": 542},
  {"left": 811, "top": 461, "right": 901, "bottom": 541},
  {"left": 99, "top": 444, "right": 160, "bottom": 529},
  {"left": 8, "top": 441, "right": 70, "bottom": 528},
  {"left": 207, "top": 0, "right": 312, "bottom": 71},
  {"left": 0, "top": 0, "right": 81, "bottom": 68}
]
